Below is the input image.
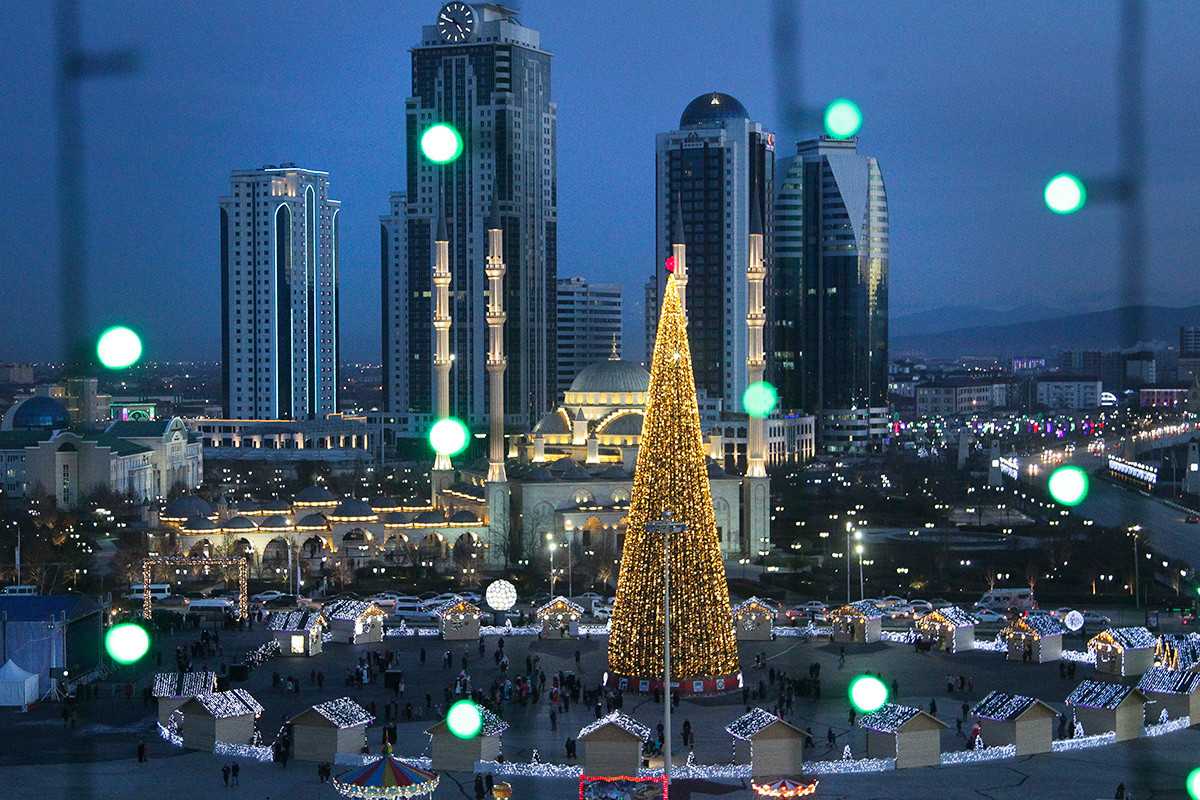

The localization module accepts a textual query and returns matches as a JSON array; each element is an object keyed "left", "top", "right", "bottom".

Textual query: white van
[
  {"left": 124, "top": 584, "right": 172, "bottom": 600},
  {"left": 188, "top": 597, "right": 235, "bottom": 612},
  {"left": 1, "top": 585, "right": 37, "bottom": 596},
  {"left": 393, "top": 599, "right": 438, "bottom": 623},
  {"left": 976, "top": 588, "right": 1037, "bottom": 612}
]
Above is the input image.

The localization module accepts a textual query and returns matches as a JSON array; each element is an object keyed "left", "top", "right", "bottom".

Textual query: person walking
[
  {"left": 222, "top": 763, "right": 231, "bottom": 787},
  {"left": 930, "top": 698, "right": 938, "bottom": 715},
  {"left": 474, "top": 774, "right": 486, "bottom": 800},
  {"left": 230, "top": 762, "right": 239, "bottom": 786},
  {"left": 137, "top": 741, "right": 147, "bottom": 763},
  {"left": 317, "top": 670, "right": 324, "bottom": 690},
  {"left": 550, "top": 708, "right": 558, "bottom": 731}
]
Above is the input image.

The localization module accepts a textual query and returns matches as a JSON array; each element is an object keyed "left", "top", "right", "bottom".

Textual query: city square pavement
[{"left": 1, "top": 616, "right": 1196, "bottom": 799}]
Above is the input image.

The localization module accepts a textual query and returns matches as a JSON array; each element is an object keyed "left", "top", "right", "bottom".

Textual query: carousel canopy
[{"left": 332, "top": 756, "right": 439, "bottom": 799}]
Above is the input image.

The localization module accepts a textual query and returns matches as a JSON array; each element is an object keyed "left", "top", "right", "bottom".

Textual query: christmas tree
[{"left": 606, "top": 273, "right": 740, "bottom": 689}]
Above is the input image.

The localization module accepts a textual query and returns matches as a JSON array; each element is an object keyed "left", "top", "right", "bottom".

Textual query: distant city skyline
[{"left": 3, "top": 1, "right": 1200, "bottom": 363}]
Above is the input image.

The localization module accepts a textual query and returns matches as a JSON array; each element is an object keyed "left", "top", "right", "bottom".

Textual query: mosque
[{"left": 161, "top": 200, "right": 788, "bottom": 578}]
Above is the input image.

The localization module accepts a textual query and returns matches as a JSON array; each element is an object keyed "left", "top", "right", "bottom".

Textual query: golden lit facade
[{"left": 606, "top": 274, "right": 740, "bottom": 693}]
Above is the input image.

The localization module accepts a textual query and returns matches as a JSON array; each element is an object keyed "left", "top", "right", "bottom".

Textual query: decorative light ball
[
  {"left": 446, "top": 699, "right": 482, "bottom": 739},
  {"left": 664, "top": 255, "right": 676, "bottom": 273},
  {"left": 1064, "top": 610, "right": 1084, "bottom": 632},
  {"left": 849, "top": 674, "right": 888, "bottom": 713},
  {"left": 492, "top": 782, "right": 513, "bottom": 799},
  {"left": 485, "top": 579, "right": 517, "bottom": 611}
]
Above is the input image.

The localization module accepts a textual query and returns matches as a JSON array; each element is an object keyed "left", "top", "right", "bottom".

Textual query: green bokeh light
[
  {"left": 1048, "top": 466, "right": 1089, "bottom": 506},
  {"left": 420, "top": 123, "right": 463, "bottom": 163},
  {"left": 849, "top": 675, "right": 888, "bottom": 714},
  {"left": 743, "top": 381, "right": 779, "bottom": 419},
  {"left": 1044, "top": 173, "right": 1086, "bottom": 214},
  {"left": 447, "top": 699, "right": 482, "bottom": 739},
  {"left": 1187, "top": 767, "right": 1200, "bottom": 800},
  {"left": 105, "top": 623, "right": 149, "bottom": 664},
  {"left": 824, "top": 99, "right": 862, "bottom": 139},
  {"left": 97, "top": 326, "right": 143, "bottom": 369},
  {"left": 429, "top": 418, "right": 469, "bottom": 457}
]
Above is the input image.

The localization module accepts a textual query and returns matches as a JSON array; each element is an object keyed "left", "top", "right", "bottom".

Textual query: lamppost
[
  {"left": 1129, "top": 525, "right": 1141, "bottom": 608},
  {"left": 547, "top": 534, "right": 556, "bottom": 596},
  {"left": 855, "top": 543, "right": 865, "bottom": 600}
]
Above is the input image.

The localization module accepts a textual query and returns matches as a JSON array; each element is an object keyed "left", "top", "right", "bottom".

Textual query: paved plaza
[{"left": 1, "top": 614, "right": 1196, "bottom": 799}]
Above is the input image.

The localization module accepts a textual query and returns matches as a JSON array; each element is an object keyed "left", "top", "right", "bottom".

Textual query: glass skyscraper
[
  {"left": 383, "top": 3, "right": 557, "bottom": 434},
  {"left": 773, "top": 137, "right": 889, "bottom": 453}
]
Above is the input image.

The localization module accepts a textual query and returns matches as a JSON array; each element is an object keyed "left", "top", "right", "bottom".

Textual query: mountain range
[{"left": 890, "top": 304, "right": 1200, "bottom": 360}]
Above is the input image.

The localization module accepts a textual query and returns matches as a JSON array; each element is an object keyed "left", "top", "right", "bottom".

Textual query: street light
[
  {"left": 855, "top": 544, "right": 865, "bottom": 600},
  {"left": 547, "top": 535, "right": 556, "bottom": 596},
  {"left": 845, "top": 522, "right": 853, "bottom": 602}
]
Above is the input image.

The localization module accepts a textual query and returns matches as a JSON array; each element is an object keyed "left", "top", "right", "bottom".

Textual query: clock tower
[{"left": 382, "top": 4, "right": 557, "bottom": 440}]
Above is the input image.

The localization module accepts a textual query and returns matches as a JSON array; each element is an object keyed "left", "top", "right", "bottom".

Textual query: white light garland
[
  {"left": 476, "top": 759, "right": 583, "bottom": 778},
  {"left": 803, "top": 757, "right": 895, "bottom": 775},
  {"left": 939, "top": 744, "right": 1016, "bottom": 765},
  {"left": 1060, "top": 649, "right": 1096, "bottom": 664},
  {"left": 157, "top": 719, "right": 182, "bottom": 746},
  {"left": 214, "top": 741, "right": 273, "bottom": 762},
  {"left": 774, "top": 625, "right": 831, "bottom": 638},
  {"left": 1143, "top": 716, "right": 1191, "bottom": 737},
  {"left": 1050, "top": 732, "right": 1115, "bottom": 751},
  {"left": 972, "top": 636, "right": 1007, "bottom": 652}
]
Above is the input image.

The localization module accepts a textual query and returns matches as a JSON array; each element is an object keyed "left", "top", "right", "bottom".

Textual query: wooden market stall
[
  {"left": 830, "top": 600, "right": 884, "bottom": 644},
  {"left": 438, "top": 597, "right": 482, "bottom": 641},
  {"left": 725, "top": 707, "right": 810, "bottom": 777},
  {"left": 178, "top": 689, "right": 263, "bottom": 751},
  {"left": 267, "top": 610, "right": 325, "bottom": 656},
  {"left": 153, "top": 671, "right": 217, "bottom": 723},
  {"left": 1156, "top": 633, "right": 1200, "bottom": 671},
  {"left": 732, "top": 598, "right": 775, "bottom": 642},
  {"left": 1137, "top": 666, "right": 1200, "bottom": 722},
  {"left": 1066, "top": 679, "right": 1148, "bottom": 742},
  {"left": 537, "top": 596, "right": 584, "bottom": 638},
  {"left": 971, "top": 690, "right": 1058, "bottom": 755},
  {"left": 577, "top": 711, "right": 651, "bottom": 778},
  {"left": 289, "top": 697, "right": 373, "bottom": 762},
  {"left": 914, "top": 606, "right": 978, "bottom": 653},
  {"left": 860, "top": 703, "right": 947, "bottom": 768},
  {"left": 426, "top": 706, "right": 507, "bottom": 771},
  {"left": 1000, "top": 616, "right": 1066, "bottom": 663},
  {"left": 323, "top": 600, "right": 386, "bottom": 645},
  {"left": 1089, "top": 627, "right": 1157, "bottom": 677}
]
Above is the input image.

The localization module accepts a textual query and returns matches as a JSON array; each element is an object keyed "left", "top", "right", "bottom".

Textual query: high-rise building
[
  {"left": 648, "top": 92, "right": 774, "bottom": 410},
  {"left": 773, "top": 137, "right": 888, "bottom": 453},
  {"left": 556, "top": 277, "right": 622, "bottom": 398},
  {"left": 384, "top": 3, "right": 556, "bottom": 434},
  {"left": 220, "top": 165, "right": 340, "bottom": 420}
]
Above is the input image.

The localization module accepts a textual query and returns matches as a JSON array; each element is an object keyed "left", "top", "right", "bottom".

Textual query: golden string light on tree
[{"left": 607, "top": 273, "right": 740, "bottom": 691}]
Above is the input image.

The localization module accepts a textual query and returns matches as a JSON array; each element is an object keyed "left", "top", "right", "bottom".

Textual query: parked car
[
  {"left": 250, "top": 591, "right": 284, "bottom": 603},
  {"left": 1024, "top": 608, "right": 1053, "bottom": 619},
  {"left": 877, "top": 596, "right": 906, "bottom": 608},
  {"left": 1081, "top": 610, "right": 1112, "bottom": 627},
  {"left": 157, "top": 594, "right": 190, "bottom": 609},
  {"left": 888, "top": 604, "right": 915, "bottom": 619},
  {"left": 929, "top": 598, "right": 953, "bottom": 609},
  {"left": 908, "top": 600, "right": 932, "bottom": 615},
  {"left": 974, "top": 609, "right": 1006, "bottom": 623},
  {"left": 1051, "top": 607, "right": 1075, "bottom": 618},
  {"left": 1186, "top": 516, "right": 1200, "bottom": 524},
  {"left": 593, "top": 603, "right": 613, "bottom": 621}
]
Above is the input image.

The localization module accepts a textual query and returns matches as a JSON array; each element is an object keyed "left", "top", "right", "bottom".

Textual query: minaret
[
  {"left": 485, "top": 199, "right": 512, "bottom": 560},
  {"left": 670, "top": 190, "right": 688, "bottom": 319},
  {"left": 742, "top": 189, "right": 770, "bottom": 556},
  {"left": 485, "top": 199, "right": 507, "bottom": 483},
  {"left": 432, "top": 208, "right": 453, "bottom": 475}
]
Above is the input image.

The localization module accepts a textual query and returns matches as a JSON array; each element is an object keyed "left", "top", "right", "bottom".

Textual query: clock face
[{"left": 438, "top": 2, "right": 476, "bottom": 43}]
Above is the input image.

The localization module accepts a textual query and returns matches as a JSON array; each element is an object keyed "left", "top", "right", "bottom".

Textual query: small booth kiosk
[
  {"left": 178, "top": 689, "right": 263, "bottom": 751},
  {"left": 577, "top": 711, "right": 651, "bottom": 778},
  {"left": 860, "top": 703, "right": 947, "bottom": 768},
  {"left": 831, "top": 600, "right": 884, "bottom": 644},
  {"left": 153, "top": 671, "right": 217, "bottom": 723},
  {"left": 1066, "top": 679, "right": 1148, "bottom": 742},
  {"left": 267, "top": 610, "right": 325, "bottom": 656},
  {"left": 537, "top": 597, "right": 584, "bottom": 638},
  {"left": 289, "top": 697, "right": 373, "bottom": 762},
  {"left": 1138, "top": 666, "right": 1200, "bottom": 722},
  {"left": 725, "top": 707, "right": 810, "bottom": 777},
  {"left": 914, "top": 606, "right": 977, "bottom": 653},
  {"left": 732, "top": 598, "right": 775, "bottom": 642},
  {"left": 1000, "top": 616, "right": 1066, "bottom": 663},
  {"left": 438, "top": 597, "right": 482, "bottom": 641},
  {"left": 1089, "top": 627, "right": 1157, "bottom": 677},
  {"left": 426, "top": 706, "right": 507, "bottom": 771},
  {"left": 324, "top": 600, "right": 386, "bottom": 645},
  {"left": 971, "top": 690, "right": 1057, "bottom": 755}
]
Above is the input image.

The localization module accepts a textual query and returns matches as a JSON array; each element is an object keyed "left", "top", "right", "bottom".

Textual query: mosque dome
[
  {"left": 8, "top": 397, "right": 70, "bottom": 430},
  {"left": 449, "top": 510, "right": 480, "bottom": 524},
  {"left": 679, "top": 92, "right": 749, "bottom": 129},
  {"left": 161, "top": 494, "right": 215, "bottom": 521},
  {"left": 414, "top": 510, "right": 446, "bottom": 525},
  {"left": 294, "top": 485, "right": 337, "bottom": 505},
  {"left": 533, "top": 408, "right": 571, "bottom": 435},
  {"left": 329, "top": 498, "right": 377, "bottom": 519},
  {"left": 295, "top": 513, "right": 330, "bottom": 530},
  {"left": 598, "top": 412, "right": 643, "bottom": 437},
  {"left": 568, "top": 359, "right": 650, "bottom": 395},
  {"left": 223, "top": 516, "right": 258, "bottom": 531}
]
